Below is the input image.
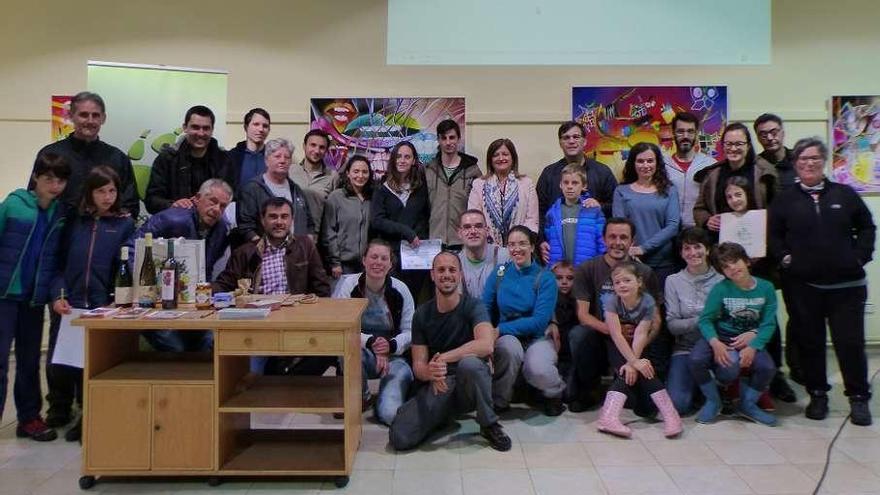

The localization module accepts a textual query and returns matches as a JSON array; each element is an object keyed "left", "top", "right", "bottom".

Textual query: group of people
[{"left": 0, "top": 91, "right": 873, "bottom": 454}]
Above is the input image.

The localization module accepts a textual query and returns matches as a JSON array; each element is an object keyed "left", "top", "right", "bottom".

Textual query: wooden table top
[{"left": 72, "top": 298, "right": 367, "bottom": 331}]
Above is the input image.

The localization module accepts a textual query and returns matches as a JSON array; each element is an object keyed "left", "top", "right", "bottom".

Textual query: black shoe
[
  {"left": 16, "top": 417, "right": 58, "bottom": 442},
  {"left": 480, "top": 422, "right": 512, "bottom": 452},
  {"left": 849, "top": 397, "right": 873, "bottom": 426},
  {"left": 45, "top": 408, "right": 72, "bottom": 428},
  {"left": 805, "top": 391, "right": 829, "bottom": 420},
  {"left": 65, "top": 418, "right": 82, "bottom": 442},
  {"left": 544, "top": 398, "right": 566, "bottom": 417},
  {"left": 770, "top": 372, "right": 797, "bottom": 403}
]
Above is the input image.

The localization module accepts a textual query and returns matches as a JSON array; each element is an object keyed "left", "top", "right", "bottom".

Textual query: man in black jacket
[
  {"left": 769, "top": 137, "right": 876, "bottom": 426},
  {"left": 32, "top": 91, "right": 140, "bottom": 217},
  {"left": 145, "top": 105, "right": 234, "bottom": 214},
  {"left": 536, "top": 121, "right": 617, "bottom": 261},
  {"left": 228, "top": 108, "right": 271, "bottom": 198}
]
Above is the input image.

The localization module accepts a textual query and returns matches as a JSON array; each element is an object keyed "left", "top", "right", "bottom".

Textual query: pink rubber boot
[
  {"left": 596, "top": 391, "right": 632, "bottom": 438},
  {"left": 651, "top": 389, "right": 683, "bottom": 438}
]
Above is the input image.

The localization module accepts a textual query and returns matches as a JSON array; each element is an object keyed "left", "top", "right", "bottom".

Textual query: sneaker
[
  {"left": 65, "top": 418, "right": 82, "bottom": 443},
  {"left": 16, "top": 418, "right": 58, "bottom": 441},
  {"left": 45, "top": 408, "right": 72, "bottom": 428},
  {"left": 543, "top": 398, "right": 566, "bottom": 417},
  {"left": 758, "top": 391, "right": 776, "bottom": 412},
  {"left": 770, "top": 372, "right": 797, "bottom": 403},
  {"left": 805, "top": 391, "right": 829, "bottom": 420},
  {"left": 480, "top": 422, "right": 512, "bottom": 452},
  {"left": 849, "top": 397, "right": 873, "bottom": 426}
]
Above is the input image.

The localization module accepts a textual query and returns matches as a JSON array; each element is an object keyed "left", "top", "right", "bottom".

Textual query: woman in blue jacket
[
  {"left": 483, "top": 225, "right": 560, "bottom": 416},
  {"left": 47, "top": 166, "right": 136, "bottom": 441}
]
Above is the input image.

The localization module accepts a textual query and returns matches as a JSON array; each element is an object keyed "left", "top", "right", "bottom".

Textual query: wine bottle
[
  {"left": 138, "top": 233, "right": 158, "bottom": 308},
  {"left": 160, "top": 239, "right": 179, "bottom": 309},
  {"left": 114, "top": 246, "right": 133, "bottom": 307}
]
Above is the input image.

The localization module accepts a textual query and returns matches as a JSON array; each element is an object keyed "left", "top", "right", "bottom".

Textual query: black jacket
[
  {"left": 145, "top": 138, "right": 234, "bottom": 214},
  {"left": 33, "top": 136, "right": 140, "bottom": 218},
  {"left": 370, "top": 181, "right": 430, "bottom": 256},
  {"left": 536, "top": 158, "right": 617, "bottom": 228},
  {"left": 227, "top": 140, "right": 265, "bottom": 198},
  {"left": 769, "top": 179, "right": 875, "bottom": 285}
]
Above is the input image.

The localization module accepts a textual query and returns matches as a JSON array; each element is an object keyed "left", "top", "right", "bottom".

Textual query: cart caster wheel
[
  {"left": 334, "top": 476, "right": 349, "bottom": 488},
  {"left": 207, "top": 477, "right": 222, "bottom": 487},
  {"left": 79, "top": 476, "right": 96, "bottom": 490}
]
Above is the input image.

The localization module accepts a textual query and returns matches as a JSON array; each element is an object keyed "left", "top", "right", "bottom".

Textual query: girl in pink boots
[{"left": 596, "top": 262, "right": 682, "bottom": 438}]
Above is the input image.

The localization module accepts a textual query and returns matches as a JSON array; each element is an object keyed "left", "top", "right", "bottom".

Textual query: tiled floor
[{"left": 2, "top": 354, "right": 879, "bottom": 495}]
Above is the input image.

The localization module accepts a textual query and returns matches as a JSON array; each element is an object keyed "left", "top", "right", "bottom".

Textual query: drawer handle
[
  {"left": 244, "top": 337, "right": 253, "bottom": 346},
  {"left": 154, "top": 424, "right": 161, "bottom": 431},
  {"left": 308, "top": 337, "right": 317, "bottom": 346}
]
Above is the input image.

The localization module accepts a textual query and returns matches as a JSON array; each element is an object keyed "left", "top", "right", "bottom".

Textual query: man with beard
[
  {"left": 290, "top": 129, "right": 336, "bottom": 236},
  {"left": 754, "top": 113, "right": 796, "bottom": 189},
  {"left": 389, "top": 252, "right": 511, "bottom": 452},
  {"left": 663, "top": 112, "right": 715, "bottom": 228},
  {"left": 425, "top": 120, "right": 481, "bottom": 249},
  {"left": 567, "top": 218, "right": 663, "bottom": 411},
  {"left": 214, "top": 197, "right": 332, "bottom": 375},
  {"left": 145, "top": 105, "right": 235, "bottom": 214}
]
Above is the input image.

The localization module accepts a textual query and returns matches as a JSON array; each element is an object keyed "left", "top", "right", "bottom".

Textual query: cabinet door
[
  {"left": 151, "top": 385, "right": 214, "bottom": 470},
  {"left": 86, "top": 384, "right": 151, "bottom": 470}
]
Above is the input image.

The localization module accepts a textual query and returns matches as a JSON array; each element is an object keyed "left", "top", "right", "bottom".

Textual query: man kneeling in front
[{"left": 389, "top": 252, "right": 511, "bottom": 451}]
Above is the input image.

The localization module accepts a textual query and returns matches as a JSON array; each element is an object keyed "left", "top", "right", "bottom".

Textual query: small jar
[{"left": 195, "top": 283, "right": 213, "bottom": 309}]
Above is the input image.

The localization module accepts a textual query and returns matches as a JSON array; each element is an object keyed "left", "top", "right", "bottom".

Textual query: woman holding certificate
[
  {"left": 371, "top": 141, "right": 430, "bottom": 299},
  {"left": 692, "top": 123, "right": 777, "bottom": 234}
]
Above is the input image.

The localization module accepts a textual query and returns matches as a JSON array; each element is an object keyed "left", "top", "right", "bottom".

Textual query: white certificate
[
  {"left": 52, "top": 308, "right": 86, "bottom": 369},
  {"left": 719, "top": 209, "right": 767, "bottom": 258},
  {"left": 400, "top": 239, "right": 442, "bottom": 270}
]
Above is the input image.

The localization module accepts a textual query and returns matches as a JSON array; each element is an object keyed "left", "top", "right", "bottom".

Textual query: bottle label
[
  {"left": 161, "top": 269, "right": 176, "bottom": 301},
  {"left": 115, "top": 287, "right": 133, "bottom": 306},
  {"left": 138, "top": 285, "right": 156, "bottom": 306}
]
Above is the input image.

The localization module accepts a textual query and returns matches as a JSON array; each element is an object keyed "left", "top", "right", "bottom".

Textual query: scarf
[{"left": 482, "top": 173, "right": 519, "bottom": 246}]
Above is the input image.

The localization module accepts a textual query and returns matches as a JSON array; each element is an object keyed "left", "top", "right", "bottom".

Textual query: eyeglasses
[
  {"left": 757, "top": 128, "right": 781, "bottom": 139},
  {"left": 723, "top": 141, "right": 748, "bottom": 149}
]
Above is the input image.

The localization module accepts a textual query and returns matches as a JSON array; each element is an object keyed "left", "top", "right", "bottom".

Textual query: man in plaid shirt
[{"left": 214, "top": 197, "right": 332, "bottom": 375}]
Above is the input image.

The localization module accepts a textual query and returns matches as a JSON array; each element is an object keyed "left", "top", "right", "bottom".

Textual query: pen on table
[{"left": 200, "top": 310, "right": 216, "bottom": 319}]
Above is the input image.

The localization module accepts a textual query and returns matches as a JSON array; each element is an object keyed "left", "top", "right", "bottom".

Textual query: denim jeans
[
  {"left": 667, "top": 353, "right": 697, "bottom": 414},
  {"left": 0, "top": 300, "right": 46, "bottom": 423},
  {"left": 363, "top": 348, "right": 413, "bottom": 425},
  {"left": 689, "top": 338, "right": 775, "bottom": 391}
]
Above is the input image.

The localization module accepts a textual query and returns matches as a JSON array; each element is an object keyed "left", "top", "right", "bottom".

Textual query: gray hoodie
[
  {"left": 321, "top": 188, "right": 370, "bottom": 267},
  {"left": 664, "top": 266, "right": 724, "bottom": 354}
]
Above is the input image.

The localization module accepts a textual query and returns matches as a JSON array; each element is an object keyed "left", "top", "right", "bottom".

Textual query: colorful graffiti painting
[
  {"left": 830, "top": 95, "right": 880, "bottom": 194},
  {"left": 51, "top": 95, "right": 74, "bottom": 141},
  {"left": 572, "top": 86, "right": 728, "bottom": 177},
  {"left": 309, "top": 97, "right": 466, "bottom": 176}
]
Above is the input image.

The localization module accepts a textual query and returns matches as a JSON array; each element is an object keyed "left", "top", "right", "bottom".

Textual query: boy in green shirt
[{"left": 690, "top": 242, "right": 778, "bottom": 426}]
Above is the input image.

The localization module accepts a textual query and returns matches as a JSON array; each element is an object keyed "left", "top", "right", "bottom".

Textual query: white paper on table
[
  {"left": 400, "top": 238, "right": 442, "bottom": 270},
  {"left": 52, "top": 308, "right": 86, "bottom": 369},
  {"left": 719, "top": 209, "right": 767, "bottom": 258}
]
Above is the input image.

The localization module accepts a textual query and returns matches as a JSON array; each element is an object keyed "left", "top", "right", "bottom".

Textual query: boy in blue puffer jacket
[
  {"left": 0, "top": 152, "right": 70, "bottom": 441},
  {"left": 544, "top": 164, "right": 605, "bottom": 266}
]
